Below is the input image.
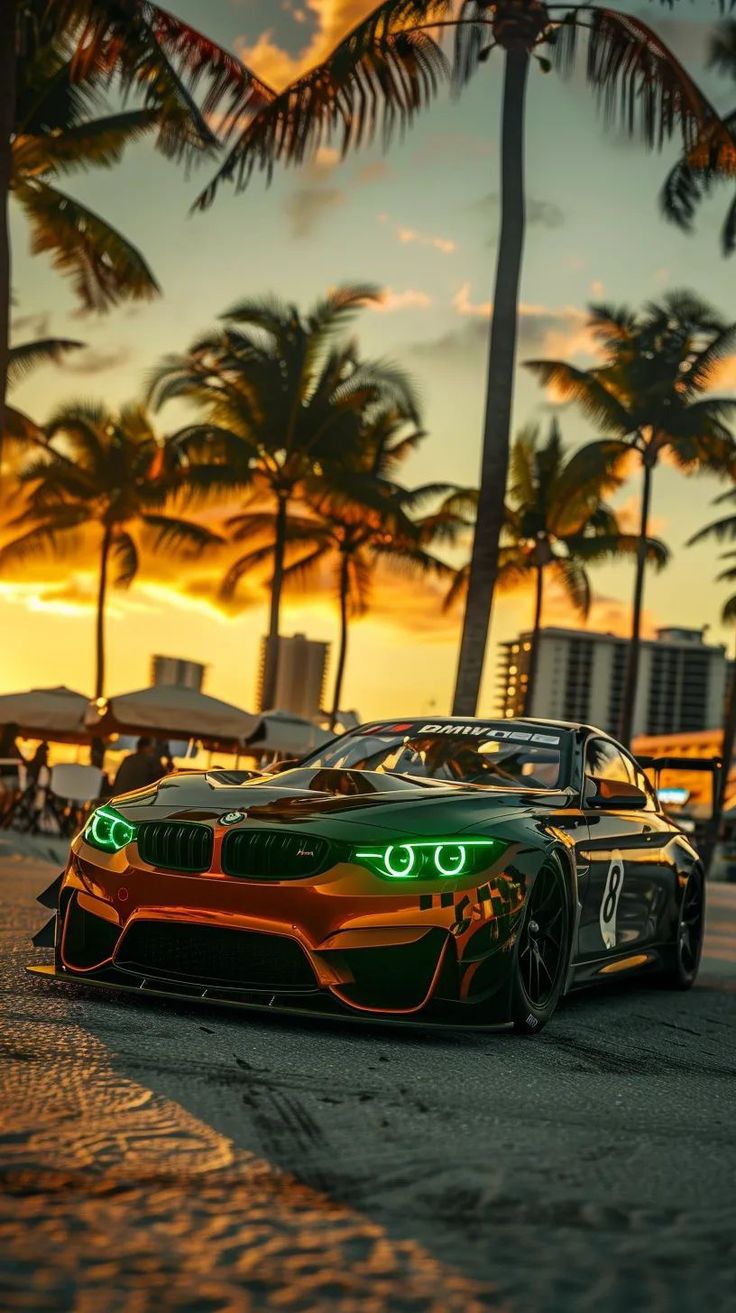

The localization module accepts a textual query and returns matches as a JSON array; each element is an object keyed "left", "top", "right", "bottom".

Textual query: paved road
[{"left": 2, "top": 854, "right": 735, "bottom": 1313}]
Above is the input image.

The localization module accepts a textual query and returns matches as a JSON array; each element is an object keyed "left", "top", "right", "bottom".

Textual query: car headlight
[
  {"left": 353, "top": 837, "right": 505, "bottom": 880},
  {"left": 83, "top": 805, "right": 138, "bottom": 853}
]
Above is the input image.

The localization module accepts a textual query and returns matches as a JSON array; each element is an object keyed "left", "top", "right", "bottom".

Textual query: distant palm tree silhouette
[
  {"left": 528, "top": 291, "right": 736, "bottom": 744},
  {"left": 225, "top": 404, "right": 454, "bottom": 727},
  {"left": 0, "top": 402, "right": 221, "bottom": 697},
  {"left": 149, "top": 286, "right": 421, "bottom": 709},
  {"left": 444, "top": 420, "right": 667, "bottom": 714}
]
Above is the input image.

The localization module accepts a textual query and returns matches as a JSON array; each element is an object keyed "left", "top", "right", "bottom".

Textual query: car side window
[
  {"left": 584, "top": 739, "right": 634, "bottom": 788},
  {"left": 632, "top": 762, "right": 658, "bottom": 811}
]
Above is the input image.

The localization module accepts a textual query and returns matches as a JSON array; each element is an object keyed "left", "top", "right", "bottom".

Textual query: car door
[{"left": 577, "top": 737, "right": 663, "bottom": 960}]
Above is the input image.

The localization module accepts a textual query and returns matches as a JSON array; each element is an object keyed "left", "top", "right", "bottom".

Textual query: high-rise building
[
  {"left": 256, "top": 633, "right": 329, "bottom": 717},
  {"left": 497, "top": 626, "right": 727, "bottom": 737},
  {"left": 151, "top": 655, "right": 206, "bottom": 691}
]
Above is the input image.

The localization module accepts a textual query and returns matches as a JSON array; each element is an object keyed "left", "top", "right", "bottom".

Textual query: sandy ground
[{"left": 1, "top": 847, "right": 735, "bottom": 1313}]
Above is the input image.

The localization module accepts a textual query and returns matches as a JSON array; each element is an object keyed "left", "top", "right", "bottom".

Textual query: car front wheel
[{"left": 510, "top": 856, "right": 571, "bottom": 1035}]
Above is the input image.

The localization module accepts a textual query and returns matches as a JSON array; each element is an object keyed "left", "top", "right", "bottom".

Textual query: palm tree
[
  {"left": 0, "top": 1, "right": 274, "bottom": 467},
  {"left": 443, "top": 421, "right": 668, "bottom": 713},
  {"left": 148, "top": 286, "right": 420, "bottom": 710},
  {"left": 662, "top": 20, "right": 736, "bottom": 254},
  {"left": 221, "top": 405, "right": 452, "bottom": 727},
  {"left": 0, "top": 401, "right": 221, "bottom": 697},
  {"left": 193, "top": 1, "right": 729, "bottom": 718},
  {"left": 527, "top": 291, "right": 736, "bottom": 745}
]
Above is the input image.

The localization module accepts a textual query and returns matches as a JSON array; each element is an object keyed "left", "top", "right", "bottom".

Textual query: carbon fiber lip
[{"left": 25, "top": 965, "right": 512, "bottom": 1032}]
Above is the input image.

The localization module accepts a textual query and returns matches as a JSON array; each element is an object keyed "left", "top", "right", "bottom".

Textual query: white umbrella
[
  {"left": 86, "top": 685, "right": 260, "bottom": 749},
  {"left": 248, "top": 709, "right": 332, "bottom": 758},
  {"left": 0, "top": 685, "right": 89, "bottom": 742}
]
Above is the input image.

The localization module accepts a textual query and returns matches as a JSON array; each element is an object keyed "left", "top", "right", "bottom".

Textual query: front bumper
[{"left": 34, "top": 836, "right": 527, "bottom": 1024}]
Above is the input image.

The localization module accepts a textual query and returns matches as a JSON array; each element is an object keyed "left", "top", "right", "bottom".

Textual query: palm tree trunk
[
  {"left": 260, "top": 494, "right": 287, "bottom": 710},
  {"left": 95, "top": 524, "right": 113, "bottom": 700},
  {"left": 0, "top": 0, "right": 17, "bottom": 491},
  {"left": 619, "top": 456, "right": 654, "bottom": 746},
  {"left": 451, "top": 46, "right": 529, "bottom": 716},
  {"left": 523, "top": 564, "right": 544, "bottom": 716},
  {"left": 330, "top": 554, "right": 350, "bottom": 731}
]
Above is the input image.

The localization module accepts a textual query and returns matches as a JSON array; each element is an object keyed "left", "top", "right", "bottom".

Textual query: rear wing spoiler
[{"left": 636, "top": 755, "right": 722, "bottom": 805}]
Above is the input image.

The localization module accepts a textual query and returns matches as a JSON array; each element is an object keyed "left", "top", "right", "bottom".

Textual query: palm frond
[
  {"left": 7, "top": 338, "right": 85, "bottom": 388},
  {"left": 195, "top": 2, "right": 450, "bottom": 206},
  {"left": 220, "top": 544, "right": 280, "bottom": 600},
  {"left": 14, "top": 177, "right": 160, "bottom": 311},
  {"left": 12, "top": 109, "right": 158, "bottom": 180},
  {"left": 567, "top": 532, "right": 669, "bottom": 571},
  {"left": 555, "top": 8, "right": 729, "bottom": 154},
  {"left": 524, "top": 359, "right": 633, "bottom": 434},
  {"left": 55, "top": 0, "right": 275, "bottom": 164},
  {"left": 689, "top": 513, "right": 736, "bottom": 547},
  {"left": 141, "top": 513, "right": 223, "bottom": 556},
  {"left": 551, "top": 557, "right": 591, "bottom": 617},
  {"left": 0, "top": 512, "right": 87, "bottom": 567},
  {"left": 442, "top": 563, "right": 469, "bottom": 613},
  {"left": 684, "top": 324, "right": 736, "bottom": 390},
  {"left": 666, "top": 431, "right": 736, "bottom": 474},
  {"left": 111, "top": 529, "right": 140, "bottom": 588},
  {"left": 3, "top": 404, "right": 47, "bottom": 453}
]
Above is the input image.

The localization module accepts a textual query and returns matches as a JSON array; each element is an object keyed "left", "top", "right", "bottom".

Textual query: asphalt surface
[{"left": 1, "top": 850, "right": 735, "bottom": 1313}]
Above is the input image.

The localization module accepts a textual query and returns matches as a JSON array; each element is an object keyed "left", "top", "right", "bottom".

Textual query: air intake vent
[
  {"left": 115, "top": 921, "right": 317, "bottom": 992},
  {"left": 222, "top": 829, "right": 334, "bottom": 880},
  {"left": 137, "top": 821, "right": 213, "bottom": 873}
]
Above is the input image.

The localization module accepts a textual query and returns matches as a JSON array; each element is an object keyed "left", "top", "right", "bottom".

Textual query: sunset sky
[{"left": 4, "top": 0, "right": 736, "bottom": 720}]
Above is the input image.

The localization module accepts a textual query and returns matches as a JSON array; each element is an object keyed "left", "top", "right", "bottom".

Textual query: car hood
[{"left": 111, "top": 766, "right": 570, "bottom": 839}]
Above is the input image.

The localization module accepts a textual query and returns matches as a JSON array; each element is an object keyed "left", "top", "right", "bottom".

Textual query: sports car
[{"left": 28, "top": 717, "right": 713, "bottom": 1033}]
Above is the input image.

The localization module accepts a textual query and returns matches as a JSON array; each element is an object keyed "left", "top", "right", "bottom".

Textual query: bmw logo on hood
[{"left": 219, "top": 811, "right": 247, "bottom": 826}]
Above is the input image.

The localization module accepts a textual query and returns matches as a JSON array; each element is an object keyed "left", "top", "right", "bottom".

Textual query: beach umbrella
[
  {"left": 248, "top": 709, "right": 332, "bottom": 758},
  {"left": 0, "top": 685, "right": 89, "bottom": 743},
  {"left": 86, "top": 685, "right": 260, "bottom": 750}
]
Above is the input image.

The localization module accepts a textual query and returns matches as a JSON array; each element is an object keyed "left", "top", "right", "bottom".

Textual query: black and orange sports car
[{"left": 28, "top": 718, "right": 712, "bottom": 1033}]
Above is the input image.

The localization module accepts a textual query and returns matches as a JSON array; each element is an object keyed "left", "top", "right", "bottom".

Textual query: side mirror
[{"left": 587, "top": 777, "right": 649, "bottom": 810}]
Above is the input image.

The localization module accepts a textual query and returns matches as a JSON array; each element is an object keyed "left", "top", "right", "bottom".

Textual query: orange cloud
[
  {"left": 542, "top": 583, "right": 658, "bottom": 640},
  {"left": 371, "top": 287, "right": 432, "bottom": 313},
  {"left": 396, "top": 226, "right": 456, "bottom": 254},
  {"left": 451, "top": 282, "right": 596, "bottom": 359},
  {"left": 235, "top": 1, "right": 377, "bottom": 90}
]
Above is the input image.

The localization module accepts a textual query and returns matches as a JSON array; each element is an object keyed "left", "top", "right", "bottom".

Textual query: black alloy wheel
[
  {"left": 662, "top": 869, "right": 705, "bottom": 990},
  {"left": 511, "top": 858, "right": 570, "bottom": 1034}
]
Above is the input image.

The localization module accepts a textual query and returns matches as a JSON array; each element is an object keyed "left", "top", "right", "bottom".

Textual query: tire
[
  {"left": 510, "top": 855, "right": 572, "bottom": 1035},
  {"left": 658, "top": 867, "right": 705, "bottom": 991}
]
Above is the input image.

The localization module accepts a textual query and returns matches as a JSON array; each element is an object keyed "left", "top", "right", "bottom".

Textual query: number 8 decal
[{"left": 600, "top": 851, "right": 624, "bottom": 949}]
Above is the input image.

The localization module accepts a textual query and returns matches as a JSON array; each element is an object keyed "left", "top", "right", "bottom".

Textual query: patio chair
[{"left": 42, "top": 764, "right": 104, "bottom": 837}]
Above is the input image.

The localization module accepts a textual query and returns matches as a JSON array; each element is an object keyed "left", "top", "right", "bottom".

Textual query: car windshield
[{"left": 304, "top": 723, "right": 564, "bottom": 789}]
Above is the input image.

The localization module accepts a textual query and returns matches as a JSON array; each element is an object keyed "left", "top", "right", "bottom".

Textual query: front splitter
[{"left": 25, "top": 964, "right": 511, "bottom": 1033}]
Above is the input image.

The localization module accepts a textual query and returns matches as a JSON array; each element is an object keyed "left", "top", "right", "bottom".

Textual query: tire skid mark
[{"left": 0, "top": 991, "right": 495, "bottom": 1312}]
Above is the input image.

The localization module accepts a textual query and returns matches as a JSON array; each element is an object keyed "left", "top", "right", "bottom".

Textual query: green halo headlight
[
  {"left": 434, "top": 843, "right": 466, "bottom": 877},
  {"left": 384, "top": 844, "right": 416, "bottom": 878},
  {"left": 354, "top": 837, "right": 504, "bottom": 880},
  {"left": 83, "top": 805, "right": 137, "bottom": 854}
]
